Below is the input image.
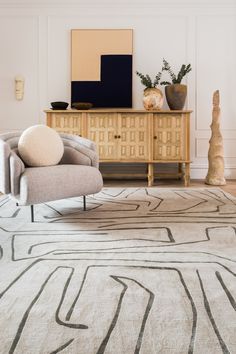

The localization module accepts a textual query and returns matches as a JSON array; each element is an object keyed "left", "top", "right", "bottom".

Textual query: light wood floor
[{"left": 104, "top": 178, "right": 236, "bottom": 197}]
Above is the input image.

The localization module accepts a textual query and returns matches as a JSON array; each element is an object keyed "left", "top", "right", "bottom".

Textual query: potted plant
[
  {"left": 161, "top": 59, "right": 192, "bottom": 110},
  {"left": 136, "top": 71, "right": 164, "bottom": 110}
]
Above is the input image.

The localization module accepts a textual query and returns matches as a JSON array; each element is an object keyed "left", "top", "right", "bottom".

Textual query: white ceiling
[{"left": 0, "top": 0, "right": 235, "bottom": 6}]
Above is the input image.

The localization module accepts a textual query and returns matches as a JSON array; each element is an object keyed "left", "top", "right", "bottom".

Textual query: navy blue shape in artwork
[{"left": 71, "top": 54, "right": 132, "bottom": 108}]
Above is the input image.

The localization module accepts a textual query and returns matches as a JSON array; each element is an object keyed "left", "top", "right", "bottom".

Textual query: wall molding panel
[{"left": 0, "top": 2, "right": 236, "bottom": 178}]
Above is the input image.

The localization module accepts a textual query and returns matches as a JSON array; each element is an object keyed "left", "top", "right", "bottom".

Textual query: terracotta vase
[
  {"left": 143, "top": 88, "right": 164, "bottom": 111},
  {"left": 165, "top": 84, "right": 187, "bottom": 110}
]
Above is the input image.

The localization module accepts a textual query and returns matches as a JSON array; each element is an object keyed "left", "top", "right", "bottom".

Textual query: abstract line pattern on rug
[{"left": 0, "top": 188, "right": 236, "bottom": 354}]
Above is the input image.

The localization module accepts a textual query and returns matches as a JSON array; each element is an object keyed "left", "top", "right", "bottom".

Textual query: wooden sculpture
[{"left": 205, "top": 90, "right": 226, "bottom": 185}]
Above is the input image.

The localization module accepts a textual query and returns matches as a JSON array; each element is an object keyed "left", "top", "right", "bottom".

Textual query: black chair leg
[
  {"left": 83, "top": 196, "right": 86, "bottom": 211},
  {"left": 31, "top": 205, "right": 34, "bottom": 222}
]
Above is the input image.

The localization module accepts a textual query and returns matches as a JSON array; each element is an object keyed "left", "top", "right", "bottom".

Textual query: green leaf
[
  {"left": 136, "top": 70, "right": 162, "bottom": 88},
  {"left": 161, "top": 59, "right": 192, "bottom": 84}
]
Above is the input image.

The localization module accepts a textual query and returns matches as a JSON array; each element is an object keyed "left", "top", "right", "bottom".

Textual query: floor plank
[{"left": 104, "top": 179, "right": 236, "bottom": 196}]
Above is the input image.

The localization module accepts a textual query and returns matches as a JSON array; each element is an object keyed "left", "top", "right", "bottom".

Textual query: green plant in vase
[
  {"left": 136, "top": 71, "right": 164, "bottom": 110},
  {"left": 161, "top": 59, "right": 192, "bottom": 110}
]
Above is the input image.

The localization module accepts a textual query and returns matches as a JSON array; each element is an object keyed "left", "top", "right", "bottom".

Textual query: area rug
[{"left": 0, "top": 188, "right": 236, "bottom": 354}]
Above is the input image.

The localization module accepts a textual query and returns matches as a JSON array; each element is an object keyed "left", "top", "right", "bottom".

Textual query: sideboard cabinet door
[
  {"left": 117, "top": 113, "right": 151, "bottom": 161},
  {"left": 47, "top": 112, "right": 84, "bottom": 136},
  {"left": 153, "top": 113, "right": 188, "bottom": 161},
  {"left": 87, "top": 113, "right": 118, "bottom": 160}
]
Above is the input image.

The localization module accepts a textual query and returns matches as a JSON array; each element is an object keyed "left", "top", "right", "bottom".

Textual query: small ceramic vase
[
  {"left": 165, "top": 84, "right": 187, "bottom": 110},
  {"left": 143, "top": 88, "right": 164, "bottom": 111}
]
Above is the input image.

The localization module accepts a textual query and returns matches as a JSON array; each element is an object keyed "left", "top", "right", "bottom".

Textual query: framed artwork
[{"left": 71, "top": 29, "right": 133, "bottom": 108}]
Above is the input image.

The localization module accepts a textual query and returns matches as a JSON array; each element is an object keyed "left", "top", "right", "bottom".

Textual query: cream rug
[{"left": 0, "top": 188, "right": 236, "bottom": 354}]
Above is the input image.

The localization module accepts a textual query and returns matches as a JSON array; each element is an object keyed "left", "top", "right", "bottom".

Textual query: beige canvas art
[
  {"left": 71, "top": 29, "right": 133, "bottom": 81},
  {"left": 71, "top": 29, "right": 133, "bottom": 108}
]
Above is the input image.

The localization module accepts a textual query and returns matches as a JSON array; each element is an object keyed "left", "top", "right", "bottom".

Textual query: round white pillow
[{"left": 18, "top": 125, "right": 64, "bottom": 167}]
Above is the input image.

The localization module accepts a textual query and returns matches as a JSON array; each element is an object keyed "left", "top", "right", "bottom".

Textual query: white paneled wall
[
  {"left": 0, "top": 0, "right": 236, "bottom": 178},
  {"left": 0, "top": 16, "right": 39, "bottom": 130}
]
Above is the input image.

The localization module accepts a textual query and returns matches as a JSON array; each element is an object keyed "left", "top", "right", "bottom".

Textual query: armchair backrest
[
  {"left": 0, "top": 139, "right": 11, "bottom": 194},
  {"left": 0, "top": 132, "right": 22, "bottom": 194}
]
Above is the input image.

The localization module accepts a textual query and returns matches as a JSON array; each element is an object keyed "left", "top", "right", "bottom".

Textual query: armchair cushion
[
  {"left": 18, "top": 164, "right": 103, "bottom": 205},
  {"left": 18, "top": 125, "right": 64, "bottom": 167}
]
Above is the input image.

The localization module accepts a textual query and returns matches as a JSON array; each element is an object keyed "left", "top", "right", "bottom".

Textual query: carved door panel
[
  {"left": 153, "top": 114, "right": 186, "bottom": 161},
  {"left": 87, "top": 113, "right": 118, "bottom": 160},
  {"left": 117, "top": 113, "right": 150, "bottom": 161},
  {"left": 50, "top": 113, "right": 84, "bottom": 136}
]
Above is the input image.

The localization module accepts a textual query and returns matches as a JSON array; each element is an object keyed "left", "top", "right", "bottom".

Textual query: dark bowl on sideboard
[
  {"left": 72, "top": 102, "right": 93, "bottom": 110},
  {"left": 51, "top": 101, "right": 69, "bottom": 110}
]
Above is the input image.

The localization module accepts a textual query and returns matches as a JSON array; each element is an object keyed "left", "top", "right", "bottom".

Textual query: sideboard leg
[
  {"left": 30, "top": 205, "right": 34, "bottom": 223},
  {"left": 178, "top": 163, "right": 183, "bottom": 180},
  {"left": 148, "top": 163, "right": 154, "bottom": 187},
  {"left": 83, "top": 196, "right": 86, "bottom": 211},
  {"left": 184, "top": 163, "right": 190, "bottom": 187}
]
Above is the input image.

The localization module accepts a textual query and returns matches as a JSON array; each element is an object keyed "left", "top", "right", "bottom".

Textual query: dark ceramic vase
[{"left": 165, "top": 84, "right": 187, "bottom": 110}]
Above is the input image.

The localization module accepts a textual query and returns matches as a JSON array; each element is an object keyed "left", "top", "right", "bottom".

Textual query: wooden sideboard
[{"left": 45, "top": 109, "right": 192, "bottom": 186}]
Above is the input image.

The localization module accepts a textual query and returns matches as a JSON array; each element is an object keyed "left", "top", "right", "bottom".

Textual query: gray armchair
[{"left": 0, "top": 131, "right": 103, "bottom": 221}]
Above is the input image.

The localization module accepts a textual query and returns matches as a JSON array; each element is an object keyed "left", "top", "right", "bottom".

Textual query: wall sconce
[{"left": 15, "top": 75, "right": 25, "bottom": 100}]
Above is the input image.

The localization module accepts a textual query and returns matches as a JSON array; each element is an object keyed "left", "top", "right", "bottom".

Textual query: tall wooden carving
[{"left": 205, "top": 90, "right": 226, "bottom": 185}]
